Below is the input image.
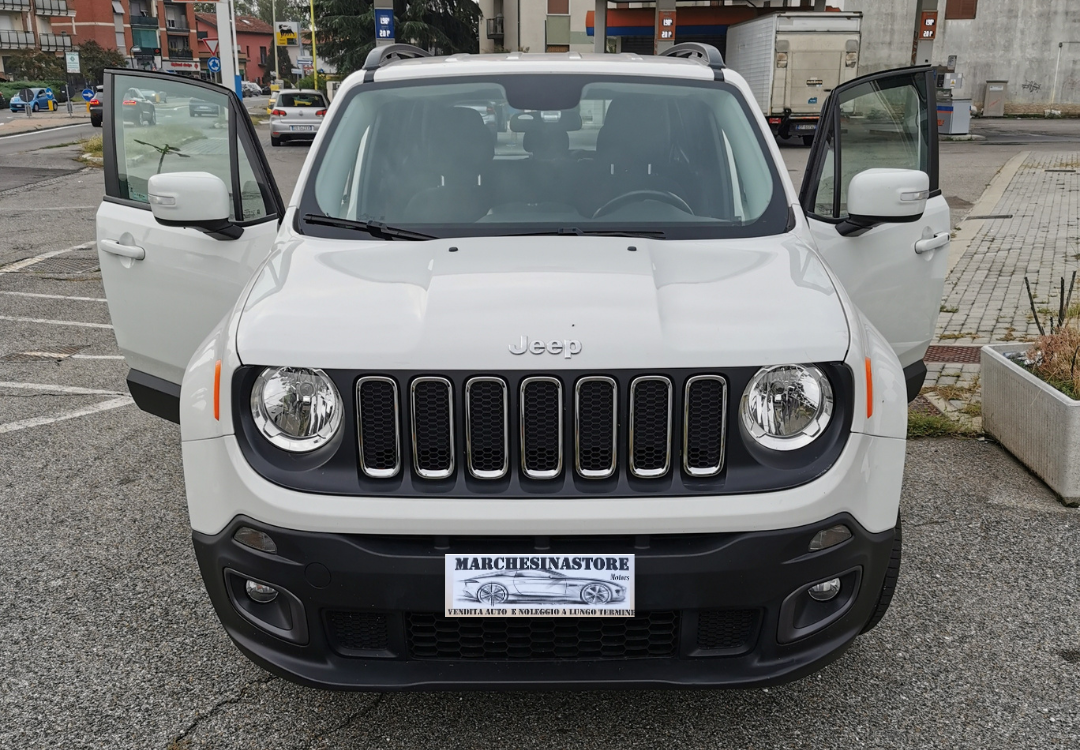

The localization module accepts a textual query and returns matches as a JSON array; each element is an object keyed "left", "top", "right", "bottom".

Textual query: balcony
[
  {"left": 39, "top": 31, "right": 72, "bottom": 51},
  {"left": 167, "top": 47, "right": 192, "bottom": 60},
  {"left": 130, "top": 14, "right": 159, "bottom": 28},
  {"left": 486, "top": 15, "right": 504, "bottom": 40},
  {"left": 0, "top": 29, "right": 34, "bottom": 50},
  {"left": 0, "top": 0, "right": 31, "bottom": 11},
  {"left": 35, "top": 0, "right": 73, "bottom": 16}
]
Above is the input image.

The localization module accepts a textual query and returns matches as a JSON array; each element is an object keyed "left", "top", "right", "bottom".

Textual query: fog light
[
  {"left": 808, "top": 578, "right": 841, "bottom": 602},
  {"left": 245, "top": 580, "right": 279, "bottom": 603},
  {"left": 234, "top": 526, "right": 278, "bottom": 554},
  {"left": 809, "top": 524, "right": 852, "bottom": 551}
]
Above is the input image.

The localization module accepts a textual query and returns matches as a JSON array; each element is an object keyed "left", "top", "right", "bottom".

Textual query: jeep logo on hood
[{"left": 509, "top": 336, "right": 582, "bottom": 359}]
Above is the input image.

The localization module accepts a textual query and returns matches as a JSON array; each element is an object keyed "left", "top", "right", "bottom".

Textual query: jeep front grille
[
  {"left": 354, "top": 373, "right": 726, "bottom": 484},
  {"left": 575, "top": 377, "right": 617, "bottom": 478},
  {"left": 357, "top": 376, "right": 400, "bottom": 478},
  {"left": 629, "top": 376, "right": 672, "bottom": 478},
  {"left": 465, "top": 377, "right": 508, "bottom": 479},
  {"left": 410, "top": 377, "right": 454, "bottom": 479},
  {"left": 683, "top": 375, "right": 727, "bottom": 477},
  {"left": 520, "top": 377, "right": 562, "bottom": 479}
]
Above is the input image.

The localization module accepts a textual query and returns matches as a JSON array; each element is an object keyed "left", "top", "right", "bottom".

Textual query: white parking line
[
  {"left": 71, "top": 354, "right": 125, "bottom": 360},
  {"left": 0, "top": 396, "right": 133, "bottom": 435},
  {"left": 0, "top": 381, "right": 126, "bottom": 396},
  {"left": 0, "top": 123, "right": 92, "bottom": 140},
  {"left": 0, "top": 315, "right": 112, "bottom": 329},
  {"left": 6, "top": 206, "right": 98, "bottom": 213},
  {"left": 0, "top": 291, "right": 107, "bottom": 302},
  {"left": 0, "top": 242, "right": 95, "bottom": 274}
]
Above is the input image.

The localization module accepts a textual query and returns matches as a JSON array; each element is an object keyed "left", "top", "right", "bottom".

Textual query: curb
[
  {"left": 0, "top": 121, "right": 93, "bottom": 139},
  {"left": 940, "top": 134, "right": 987, "bottom": 142},
  {"left": 945, "top": 149, "right": 1030, "bottom": 276}
]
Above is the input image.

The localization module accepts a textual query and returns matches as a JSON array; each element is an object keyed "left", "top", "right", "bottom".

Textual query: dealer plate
[
  {"left": 445, "top": 554, "right": 635, "bottom": 617},
  {"left": 291, "top": 125, "right": 314, "bottom": 132}
]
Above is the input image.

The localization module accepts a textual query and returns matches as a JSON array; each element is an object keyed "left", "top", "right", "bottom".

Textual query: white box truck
[{"left": 726, "top": 11, "right": 861, "bottom": 145}]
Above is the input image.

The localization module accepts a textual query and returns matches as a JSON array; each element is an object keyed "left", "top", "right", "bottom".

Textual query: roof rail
[
  {"left": 659, "top": 43, "right": 725, "bottom": 81},
  {"left": 362, "top": 43, "right": 431, "bottom": 81}
]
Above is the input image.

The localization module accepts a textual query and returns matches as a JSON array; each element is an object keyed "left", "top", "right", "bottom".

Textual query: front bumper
[
  {"left": 269, "top": 121, "right": 320, "bottom": 139},
  {"left": 193, "top": 513, "right": 894, "bottom": 690}
]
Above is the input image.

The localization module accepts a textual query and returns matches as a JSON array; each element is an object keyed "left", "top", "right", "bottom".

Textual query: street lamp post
[{"left": 308, "top": 0, "right": 318, "bottom": 90}]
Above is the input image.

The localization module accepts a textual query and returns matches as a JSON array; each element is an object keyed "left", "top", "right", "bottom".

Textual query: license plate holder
[
  {"left": 445, "top": 554, "right": 635, "bottom": 617},
  {"left": 291, "top": 125, "right": 314, "bottom": 132}
]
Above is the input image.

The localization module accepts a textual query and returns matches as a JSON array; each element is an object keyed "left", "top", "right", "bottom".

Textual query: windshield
[{"left": 300, "top": 75, "right": 788, "bottom": 240}]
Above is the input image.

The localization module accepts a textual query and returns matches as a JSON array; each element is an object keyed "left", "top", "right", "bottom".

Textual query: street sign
[
  {"left": 207, "top": 56, "right": 221, "bottom": 74},
  {"left": 82, "top": 88, "right": 94, "bottom": 102},
  {"left": 276, "top": 21, "right": 299, "bottom": 47},
  {"left": 204, "top": 38, "right": 219, "bottom": 55},
  {"left": 65, "top": 51, "right": 80, "bottom": 74},
  {"left": 375, "top": 8, "right": 394, "bottom": 41}
]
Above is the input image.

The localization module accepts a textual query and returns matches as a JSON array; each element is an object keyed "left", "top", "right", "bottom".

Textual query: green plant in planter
[{"left": 1020, "top": 272, "right": 1079, "bottom": 399}]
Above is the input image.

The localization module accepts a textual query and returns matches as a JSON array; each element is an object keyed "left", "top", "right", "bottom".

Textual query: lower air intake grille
[
  {"left": 411, "top": 377, "right": 454, "bottom": 478},
  {"left": 520, "top": 377, "right": 562, "bottom": 478},
  {"left": 696, "top": 609, "right": 757, "bottom": 652},
  {"left": 357, "top": 377, "right": 400, "bottom": 478},
  {"left": 326, "top": 611, "right": 390, "bottom": 654},
  {"left": 575, "top": 377, "right": 616, "bottom": 478},
  {"left": 630, "top": 376, "right": 672, "bottom": 477},
  {"left": 406, "top": 611, "right": 680, "bottom": 660},
  {"left": 683, "top": 376, "right": 726, "bottom": 477},
  {"left": 465, "top": 377, "right": 508, "bottom": 478}
]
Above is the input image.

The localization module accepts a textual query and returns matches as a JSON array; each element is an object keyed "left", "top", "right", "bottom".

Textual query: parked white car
[
  {"left": 95, "top": 44, "right": 949, "bottom": 690},
  {"left": 269, "top": 88, "right": 326, "bottom": 146}
]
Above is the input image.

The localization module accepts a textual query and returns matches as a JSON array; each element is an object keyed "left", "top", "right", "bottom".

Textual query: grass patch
[
  {"left": 249, "top": 113, "right": 269, "bottom": 125},
  {"left": 907, "top": 411, "right": 973, "bottom": 438},
  {"left": 80, "top": 134, "right": 103, "bottom": 158},
  {"left": 960, "top": 402, "right": 983, "bottom": 417},
  {"left": 938, "top": 331, "right": 978, "bottom": 340},
  {"left": 940, "top": 305, "right": 959, "bottom": 313}
]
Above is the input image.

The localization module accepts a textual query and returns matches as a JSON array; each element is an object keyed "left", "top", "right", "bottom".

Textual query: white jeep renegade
[{"left": 95, "top": 44, "right": 949, "bottom": 689}]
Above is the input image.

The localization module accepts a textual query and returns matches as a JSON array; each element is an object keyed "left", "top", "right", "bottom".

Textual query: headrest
[
  {"left": 510, "top": 110, "right": 583, "bottom": 132},
  {"left": 428, "top": 107, "right": 494, "bottom": 176},
  {"left": 596, "top": 97, "right": 671, "bottom": 164}
]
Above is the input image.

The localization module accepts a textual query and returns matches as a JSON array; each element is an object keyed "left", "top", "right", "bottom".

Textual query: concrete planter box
[{"left": 982, "top": 344, "right": 1080, "bottom": 506}]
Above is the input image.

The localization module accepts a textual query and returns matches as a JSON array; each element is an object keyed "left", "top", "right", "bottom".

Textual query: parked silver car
[{"left": 269, "top": 89, "right": 327, "bottom": 147}]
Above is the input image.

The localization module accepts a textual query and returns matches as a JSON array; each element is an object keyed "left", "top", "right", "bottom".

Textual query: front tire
[
  {"left": 861, "top": 514, "right": 902, "bottom": 633},
  {"left": 476, "top": 583, "right": 508, "bottom": 606},
  {"left": 91, "top": 117, "right": 102, "bottom": 128},
  {"left": 580, "top": 583, "right": 613, "bottom": 605}
]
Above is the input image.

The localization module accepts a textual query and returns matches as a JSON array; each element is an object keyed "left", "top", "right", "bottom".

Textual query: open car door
[
  {"left": 799, "top": 66, "right": 949, "bottom": 400},
  {"left": 96, "top": 70, "right": 284, "bottom": 422}
]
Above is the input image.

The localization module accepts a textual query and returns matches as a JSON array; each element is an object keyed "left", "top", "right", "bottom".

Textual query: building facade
[
  {"left": 477, "top": 0, "right": 830, "bottom": 56},
  {"left": 841, "top": 0, "right": 1080, "bottom": 114},
  {"left": 195, "top": 12, "right": 272, "bottom": 85},
  {"left": 0, "top": 0, "right": 201, "bottom": 80}
]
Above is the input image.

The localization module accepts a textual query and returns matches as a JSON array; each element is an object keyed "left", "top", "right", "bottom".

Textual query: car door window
[
  {"left": 109, "top": 73, "right": 273, "bottom": 223},
  {"left": 805, "top": 70, "right": 933, "bottom": 220}
]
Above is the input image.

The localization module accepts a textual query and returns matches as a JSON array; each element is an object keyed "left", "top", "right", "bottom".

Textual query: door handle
[
  {"left": 99, "top": 238, "right": 146, "bottom": 260},
  {"left": 914, "top": 232, "right": 950, "bottom": 255}
]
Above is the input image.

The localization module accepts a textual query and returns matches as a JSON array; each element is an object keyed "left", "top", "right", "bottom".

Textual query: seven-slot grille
[{"left": 358, "top": 374, "right": 725, "bottom": 481}]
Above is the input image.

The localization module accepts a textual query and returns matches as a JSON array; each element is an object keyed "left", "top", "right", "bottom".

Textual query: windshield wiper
[
  {"left": 504, "top": 228, "right": 668, "bottom": 239},
  {"left": 303, "top": 213, "right": 436, "bottom": 241}
]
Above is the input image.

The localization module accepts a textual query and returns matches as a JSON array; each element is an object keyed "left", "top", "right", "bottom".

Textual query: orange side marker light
[
  {"left": 865, "top": 357, "right": 873, "bottom": 419},
  {"left": 214, "top": 360, "right": 222, "bottom": 421}
]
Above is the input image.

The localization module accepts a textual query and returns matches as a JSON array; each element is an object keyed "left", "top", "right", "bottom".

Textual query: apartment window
[
  {"left": 945, "top": 0, "right": 977, "bottom": 20},
  {"left": 260, "top": 45, "right": 267, "bottom": 64},
  {"left": 547, "top": 0, "right": 569, "bottom": 15}
]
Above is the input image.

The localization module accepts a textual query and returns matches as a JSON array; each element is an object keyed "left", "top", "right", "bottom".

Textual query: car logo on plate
[{"left": 509, "top": 336, "right": 582, "bottom": 359}]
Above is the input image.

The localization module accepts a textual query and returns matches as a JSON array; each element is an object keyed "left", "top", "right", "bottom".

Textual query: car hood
[{"left": 237, "top": 234, "right": 850, "bottom": 370}]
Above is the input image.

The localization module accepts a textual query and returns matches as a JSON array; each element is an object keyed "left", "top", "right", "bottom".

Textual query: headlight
[
  {"left": 740, "top": 364, "right": 834, "bottom": 451},
  {"left": 250, "top": 367, "right": 342, "bottom": 452}
]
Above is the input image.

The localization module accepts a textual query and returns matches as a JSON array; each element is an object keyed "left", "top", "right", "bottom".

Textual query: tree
[
  {"left": 78, "top": 40, "right": 127, "bottom": 86},
  {"left": 6, "top": 49, "right": 65, "bottom": 81},
  {"left": 313, "top": 0, "right": 480, "bottom": 79}
]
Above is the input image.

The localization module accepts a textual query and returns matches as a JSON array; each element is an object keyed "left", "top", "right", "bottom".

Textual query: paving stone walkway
[{"left": 937, "top": 151, "right": 1080, "bottom": 346}]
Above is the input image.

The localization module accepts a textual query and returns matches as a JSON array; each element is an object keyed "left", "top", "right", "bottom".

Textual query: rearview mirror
[
  {"left": 838, "top": 168, "right": 929, "bottom": 236},
  {"left": 147, "top": 172, "right": 243, "bottom": 240}
]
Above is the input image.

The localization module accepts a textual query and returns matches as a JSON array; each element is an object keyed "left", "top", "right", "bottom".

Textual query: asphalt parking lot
[{"left": 2, "top": 119, "right": 1080, "bottom": 749}]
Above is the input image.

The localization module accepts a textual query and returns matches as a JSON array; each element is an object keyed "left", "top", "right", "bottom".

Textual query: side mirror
[
  {"left": 147, "top": 172, "right": 243, "bottom": 240},
  {"left": 838, "top": 168, "right": 929, "bottom": 236}
]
